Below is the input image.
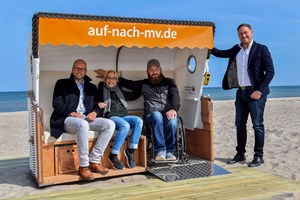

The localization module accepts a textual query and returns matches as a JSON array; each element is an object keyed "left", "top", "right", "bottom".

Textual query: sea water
[
  {"left": 202, "top": 86, "right": 300, "bottom": 100},
  {"left": 0, "top": 91, "right": 28, "bottom": 112},
  {"left": 0, "top": 86, "right": 299, "bottom": 112}
]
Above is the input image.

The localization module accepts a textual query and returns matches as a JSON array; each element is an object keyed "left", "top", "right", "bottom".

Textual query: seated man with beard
[{"left": 95, "top": 59, "right": 180, "bottom": 161}]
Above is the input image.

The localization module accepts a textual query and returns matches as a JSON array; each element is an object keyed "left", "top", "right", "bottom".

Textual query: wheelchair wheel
[{"left": 177, "top": 116, "right": 188, "bottom": 164}]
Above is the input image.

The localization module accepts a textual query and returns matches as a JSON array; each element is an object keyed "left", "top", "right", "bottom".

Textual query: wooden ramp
[{"left": 8, "top": 167, "right": 299, "bottom": 200}]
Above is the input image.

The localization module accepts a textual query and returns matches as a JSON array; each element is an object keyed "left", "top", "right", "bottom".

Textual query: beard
[{"left": 148, "top": 73, "right": 163, "bottom": 85}]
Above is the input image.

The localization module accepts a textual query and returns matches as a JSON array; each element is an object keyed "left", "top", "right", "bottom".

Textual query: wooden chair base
[{"left": 35, "top": 136, "right": 147, "bottom": 187}]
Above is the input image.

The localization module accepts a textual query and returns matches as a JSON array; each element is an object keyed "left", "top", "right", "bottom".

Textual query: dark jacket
[
  {"left": 119, "top": 76, "right": 180, "bottom": 115},
  {"left": 211, "top": 41, "right": 275, "bottom": 96},
  {"left": 95, "top": 82, "right": 141, "bottom": 118},
  {"left": 50, "top": 74, "right": 98, "bottom": 138}
]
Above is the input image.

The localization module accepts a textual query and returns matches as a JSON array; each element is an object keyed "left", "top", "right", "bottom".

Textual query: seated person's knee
[
  {"left": 150, "top": 111, "right": 163, "bottom": 121},
  {"left": 169, "top": 117, "right": 178, "bottom": 127}
]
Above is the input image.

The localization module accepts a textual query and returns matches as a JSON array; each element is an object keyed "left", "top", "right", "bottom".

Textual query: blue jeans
[
  {"left": 235, "top": 89, "right": 267, "bottom": 158},
  {"left": 146, "top": 111, "right": 177, "bottom": 154},
  {"left": 109, "top": 115, "right": 143, "bottom": 154}
]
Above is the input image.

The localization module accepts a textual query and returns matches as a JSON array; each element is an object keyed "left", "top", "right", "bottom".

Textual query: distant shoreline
[
  {"left": 1, "top": 85, "right": 300, "bottom": 93},
  {"left": 0, "top": 97, "right": 299, "bottom": 113},
  {"left": 0, "top": 87, "right": 299, "bottom": 112}
]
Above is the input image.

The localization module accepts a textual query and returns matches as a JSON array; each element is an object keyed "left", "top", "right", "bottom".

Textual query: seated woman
[{"left": 95, "top": 70, "right": 143, "bottom": 170}]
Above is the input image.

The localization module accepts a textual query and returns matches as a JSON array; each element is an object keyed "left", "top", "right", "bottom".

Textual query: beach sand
[{"left": 0, "top": 98, "right": 299, "bottom": 199}]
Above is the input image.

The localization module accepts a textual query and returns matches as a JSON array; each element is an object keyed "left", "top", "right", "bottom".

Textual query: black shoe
[
  {"left": 108, "top": 153, "right": 125, "bottom": 170},
  {"left": 227, "top": 154, "right": 246, "bottom": 164},
  {"left": 248, "top": 157, "right": 264, "bottom": 167},
  {"left": 124, "top": 149, "right": 136, "bottom": 168}
]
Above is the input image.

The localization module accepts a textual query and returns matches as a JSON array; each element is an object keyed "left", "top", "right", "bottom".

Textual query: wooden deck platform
[{"left": 6, "top": 163, "right": 299, "bottom": 200}]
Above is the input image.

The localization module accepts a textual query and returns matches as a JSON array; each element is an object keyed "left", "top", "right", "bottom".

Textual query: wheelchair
[{"left": 142, "top": 115, "right": 189, "bottom": 166}]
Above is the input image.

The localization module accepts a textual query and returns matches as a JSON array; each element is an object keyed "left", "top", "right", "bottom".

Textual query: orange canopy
[{"left": 37, "top": 14, "right": 214, "bottom": 49}]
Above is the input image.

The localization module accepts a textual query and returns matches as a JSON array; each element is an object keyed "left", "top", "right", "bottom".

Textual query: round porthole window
[{"left": 187, "top": 55, "right": 197, "bottom": 74}]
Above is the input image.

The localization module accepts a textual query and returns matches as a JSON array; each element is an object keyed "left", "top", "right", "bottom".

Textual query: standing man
[
  {"left": 211, "top": 23, "right": 275, "bottom": 167},
  {"left": 95, "top": 59, "right": 180, "bottom": 161},
  {"left": 50, "top": 59, "right": 115, "bottom": 180}
]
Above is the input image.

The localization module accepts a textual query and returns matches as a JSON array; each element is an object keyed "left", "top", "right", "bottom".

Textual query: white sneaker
[
  {"left": 166, "top": 152, "right": 176, "bottom": 161},
  {"left": 155, "top": 151, "right": 166, "bottom": 161}
]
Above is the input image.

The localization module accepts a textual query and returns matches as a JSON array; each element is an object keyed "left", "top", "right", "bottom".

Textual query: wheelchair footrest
[{"left": 151, "top": 158, "right": 179, "bottom": 164}]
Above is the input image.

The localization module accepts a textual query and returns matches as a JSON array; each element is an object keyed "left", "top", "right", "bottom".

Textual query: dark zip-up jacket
[
  {"left": 119, "top": 76, "right": 180, "bottom": 116},
  {"left": 211, "top": 41, "right": 275, "bottom": 96},
  {"left": 50, "top": 74, "right": 99, "bottom": 138}
]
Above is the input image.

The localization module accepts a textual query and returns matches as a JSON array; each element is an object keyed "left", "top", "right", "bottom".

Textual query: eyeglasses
[
  {"left": 73, "top": 67, "right": 86, "bottom": 72},
  {"left": 106, "top": 77, "right": 117, "bottom": 81}
]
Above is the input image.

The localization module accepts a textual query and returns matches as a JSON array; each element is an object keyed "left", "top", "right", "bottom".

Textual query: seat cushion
[{"left": 43, "top": 131, "right": 100, "bottom": 144}]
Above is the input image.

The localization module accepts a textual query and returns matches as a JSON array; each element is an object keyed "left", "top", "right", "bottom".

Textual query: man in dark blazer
[
  {"left": 211, "top": 23, "right": 275, "bottom": 167},
  {"left": 50, "top": 59, "right": 115, "bottom": 180}
]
